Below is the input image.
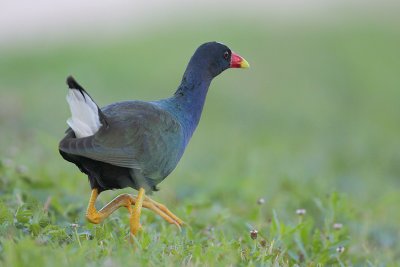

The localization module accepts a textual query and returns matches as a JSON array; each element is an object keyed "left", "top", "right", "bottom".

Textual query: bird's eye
[{"left": 223, "top": 51, "right": 230, "bottom": 60}]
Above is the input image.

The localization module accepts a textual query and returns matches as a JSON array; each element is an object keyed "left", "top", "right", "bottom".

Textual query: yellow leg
[
  {"left": 86, "top": 188, "right": 135, "bottom": 224},
  {"left": 130, "top": 188, "right": 145, "bottom": 236}
]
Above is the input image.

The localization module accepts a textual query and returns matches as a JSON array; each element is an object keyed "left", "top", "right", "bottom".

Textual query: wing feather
[{"left": 59, "top": 101, "right": 183, "bottom": 172}]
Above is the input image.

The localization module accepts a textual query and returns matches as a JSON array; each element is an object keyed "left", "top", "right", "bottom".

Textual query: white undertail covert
[{"left": 66, "top": 89, "right": 101, "bottom": 138}]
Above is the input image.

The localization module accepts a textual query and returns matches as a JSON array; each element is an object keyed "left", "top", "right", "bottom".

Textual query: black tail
[{"left": 66, "top": 75, "right": 89, "bottom": 100}]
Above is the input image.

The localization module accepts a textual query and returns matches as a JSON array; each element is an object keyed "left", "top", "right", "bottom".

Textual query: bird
[{"left": 59, "top": 42, "right": 249, "bottom": 236}]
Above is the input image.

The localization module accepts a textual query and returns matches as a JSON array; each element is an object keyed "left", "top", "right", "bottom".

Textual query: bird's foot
[
  {"left": 143, "top": 196, "right": 184, "bottom": 229},
  {"left": 85, "top": 188, "right": 184, "bottom": 239}
]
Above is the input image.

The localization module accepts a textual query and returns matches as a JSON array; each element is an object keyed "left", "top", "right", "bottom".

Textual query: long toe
[{"left": 145, "top": 197, "right": 184, "bottom": 226}]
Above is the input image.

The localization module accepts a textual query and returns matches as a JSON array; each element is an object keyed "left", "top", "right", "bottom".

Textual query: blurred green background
[{"left": 0, "top": 1, "right": 399, "bottom": 265}]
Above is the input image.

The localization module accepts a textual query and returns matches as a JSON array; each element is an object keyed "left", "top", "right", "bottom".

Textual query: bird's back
[
  {"left": 101, "top": 100, "right": 186, "bottom": 179},
  {"left": 60, "top": 100, "right": 185, "bottom": 192}
]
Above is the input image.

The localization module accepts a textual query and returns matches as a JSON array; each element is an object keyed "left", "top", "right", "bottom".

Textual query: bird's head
[{"left": 188, "top": 42, "right": 250, "bottom": 78}]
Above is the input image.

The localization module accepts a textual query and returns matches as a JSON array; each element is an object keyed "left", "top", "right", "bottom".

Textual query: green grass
[{"left": 1, "top": 17, "right": 400, "bottom": 266}]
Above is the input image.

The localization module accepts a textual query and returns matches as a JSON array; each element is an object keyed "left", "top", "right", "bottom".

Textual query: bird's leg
[
  {"left": 130, "top": 188, "right": 145, "bottom": 236},
  {"left": 86, "top": 188, "right": 183, "bottom": 235},
  {"left": 144, "top": 196, "right": 184, "bottom": 226},
  {"left": 86, "top": 188, "right": 135, "bottom": 224}
]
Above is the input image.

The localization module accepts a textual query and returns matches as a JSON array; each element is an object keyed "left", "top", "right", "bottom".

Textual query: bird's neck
[{"left": 170, "top": 68, "right": 212, "bottom": 141}]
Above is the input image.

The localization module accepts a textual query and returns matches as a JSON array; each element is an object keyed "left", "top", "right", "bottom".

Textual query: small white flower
[
  {"left": 333, "top": 223, "right": 343, "bottom": 230},
  {"left": 70, "top": 223, "right": 79, "bottom": 228},
  {"left": 296, "top": 209, "right": 306, "bottom": 216},
  {"left": 336, "top": 246, "right": 345, "bottom": 253}
]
